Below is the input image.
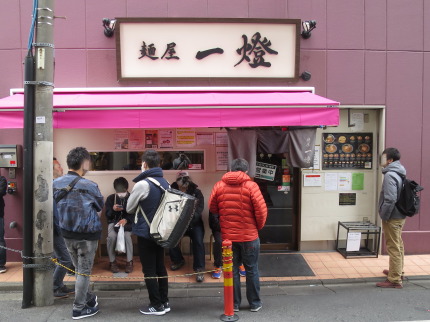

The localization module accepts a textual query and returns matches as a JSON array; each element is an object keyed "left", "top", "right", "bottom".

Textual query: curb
[{"left": 1, "top": 275, "right": 429, "bottom": 293}]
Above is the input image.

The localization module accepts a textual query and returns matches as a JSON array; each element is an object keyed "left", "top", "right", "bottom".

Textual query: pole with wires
[
  {"left": 32, "top": 0, "right": 55, "bottom": 307},
  {"left": 21, "top": 0, "right": 39, "bottom": 309}
]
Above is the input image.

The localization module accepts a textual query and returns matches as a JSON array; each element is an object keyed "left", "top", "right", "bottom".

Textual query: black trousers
[{"left": 137, "top": 236, "right": 169, "bottom": 307}]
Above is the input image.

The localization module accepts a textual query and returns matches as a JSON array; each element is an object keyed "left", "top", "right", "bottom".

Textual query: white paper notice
[
  {"left": 129, "top": 129, "right": 144, "bottom": 150},
  {"left": 346, "top": 232, "right": 361, "bottom": 252},
  {"left": 303, "top": 173, "right": 322, "bottom": 187},
  {"left": 215, "top": 132, "right": 228, "bottom": 146},
  {"left": 216, "top": 146, "right": 228, "bottom": 171},
  {"left": 338, "top": 173, "right": 352, "bottom": 191},
  {"left": 351, "top": 113, "right": 364, "bottom": 132},
  {"left": 324, "top": 173, "right": 338, "bottom": 191},
  {"left": 114, "top": 130, "right": 130, "bottom": 150},
  {"left": 196, "top": 132, "right": 214, "bottom": 145},
  {"left": 36, "top": 116, "right": 45, "bottom": 124},
  {"left": 159, "top": 130, "right": 174, "bottom": 148}
]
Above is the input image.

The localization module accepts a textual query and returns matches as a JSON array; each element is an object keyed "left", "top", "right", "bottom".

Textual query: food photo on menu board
[{"left": 322, "top": 133, "right": 373, "bottom": 169}]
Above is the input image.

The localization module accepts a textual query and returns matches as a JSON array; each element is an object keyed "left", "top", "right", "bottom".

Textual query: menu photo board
[{"left": 322, "top": 133, "right": 373, "bottom": 170}]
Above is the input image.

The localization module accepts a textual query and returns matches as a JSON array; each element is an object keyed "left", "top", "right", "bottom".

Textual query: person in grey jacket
[
  {"left": 376, "top": 147, "right": 406, "bottom": 289},
  {"left": 53, "top": 147, "right": 104, "bottom": 319}
]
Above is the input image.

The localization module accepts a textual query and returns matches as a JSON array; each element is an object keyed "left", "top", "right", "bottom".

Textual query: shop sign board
[
  {"left": 255, "top": 161, "right": 277, "bottom": 181},
  {"left": 116, "top": 18, "right": 300, "bottom": 81},
  {"left": 339, "top": 193, "right": 356, "bottom": 206}
]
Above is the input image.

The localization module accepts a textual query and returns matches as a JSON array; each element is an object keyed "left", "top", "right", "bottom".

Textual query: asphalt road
[{"left": 1, "top": 280, "right": 429, "bottom": 322}]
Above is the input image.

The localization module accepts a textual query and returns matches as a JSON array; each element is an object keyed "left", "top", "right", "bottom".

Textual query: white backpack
[{"left": 137, "top": 177, "right": 197, "bottom": 248}]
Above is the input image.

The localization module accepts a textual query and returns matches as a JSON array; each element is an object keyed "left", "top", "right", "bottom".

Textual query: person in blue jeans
[
  {"left": 0, "top": 174, "right": 7, "bottom": 274},
  {"left": 52, "top": 158, "right": 74, "bottom": 298},
  {"left": 169, "top": 171, "right": 205, "bottom": 282},
  {"left": 54, "top": 147, "right": 104, "bottom": 320},
  {"left": 209, "top": 158, "right": 268, "bottom": 313}
]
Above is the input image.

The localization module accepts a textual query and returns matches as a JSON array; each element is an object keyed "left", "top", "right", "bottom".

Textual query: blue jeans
[
  {"left": 0, "top": 217, "right": 5, "bottom": 266},
  {"left": 53, "top": 228, "right": 73, "bottom": 291},
  {"left": 212, "top": 230, "right": 222, "bottom": 268},
  {"left": 232, "top": 238, "right": 261, "bottom": 308},
  {"left": 169, "top": 224, "right": 205, "bottom": 271},
  {"left": 64, "top": 239, "right": 98, "bottom": 311}
]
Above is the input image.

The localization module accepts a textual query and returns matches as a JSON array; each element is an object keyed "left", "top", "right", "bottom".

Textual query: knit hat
[{"left": 176, "top": 170, "right": 189, "bottom": 178}]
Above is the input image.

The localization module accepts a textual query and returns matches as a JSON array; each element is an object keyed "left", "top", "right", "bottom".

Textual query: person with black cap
[{"left": 169, "top": 171, "right": 206, "bottom": 283}]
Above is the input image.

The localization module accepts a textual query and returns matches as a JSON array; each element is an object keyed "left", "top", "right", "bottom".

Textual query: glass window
[{"left": 89, "top": 150, "right": 205, "bottom": 171}]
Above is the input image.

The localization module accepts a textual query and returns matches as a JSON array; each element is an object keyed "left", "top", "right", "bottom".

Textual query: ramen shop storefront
[{"left": 0, "top": 87, "right": 340, "bottom": 253}]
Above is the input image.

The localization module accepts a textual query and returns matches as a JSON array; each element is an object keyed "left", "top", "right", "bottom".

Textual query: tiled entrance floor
[{"left": 1, "top": 252, "right": 430, "bottom": 284}]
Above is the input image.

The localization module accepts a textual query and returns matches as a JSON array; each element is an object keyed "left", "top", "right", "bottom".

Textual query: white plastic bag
[{"left": 115, "top": 225, "right": 126, "bottom": 254}]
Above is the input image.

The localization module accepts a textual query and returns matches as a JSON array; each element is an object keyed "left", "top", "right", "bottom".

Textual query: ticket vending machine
[{"left": 0, "top": 145, "right": 20, "bottom": 194}]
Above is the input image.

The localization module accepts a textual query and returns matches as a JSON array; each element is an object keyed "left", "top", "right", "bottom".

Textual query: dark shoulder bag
[{"left": 54, "top": 176, "right": 82, "bottom": 203}]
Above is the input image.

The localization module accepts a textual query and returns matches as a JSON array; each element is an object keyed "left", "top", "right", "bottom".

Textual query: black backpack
[{"left": 391, "top": 171, "right": 424, "bottom": 217}]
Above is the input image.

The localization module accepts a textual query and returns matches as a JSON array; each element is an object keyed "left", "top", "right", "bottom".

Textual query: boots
[
  {"left": 110, "top": 261, "right": 120, "bottom": 273},
  {"left": 125, "top": 260, "right": 134, "bottom": 273}
]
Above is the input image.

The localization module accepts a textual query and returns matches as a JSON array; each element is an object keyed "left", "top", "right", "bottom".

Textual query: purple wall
[{"left": 0, "top": 0, "right": 429, "bottom": 253}]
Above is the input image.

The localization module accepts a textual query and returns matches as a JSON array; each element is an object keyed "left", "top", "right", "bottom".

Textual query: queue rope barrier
[{"left": 0, "top": 244, "right": 233, "bottom": 280}]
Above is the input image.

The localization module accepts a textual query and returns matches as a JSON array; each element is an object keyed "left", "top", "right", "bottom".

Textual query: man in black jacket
[
  {"left": 105, "top": 177, "right": 134, "bottom": 273},
  {"left": 0, "top": 174, "right": 7, "bottom": 273},
  {"left": 168, "top": 171, "right": 205, "bottom": 282}
]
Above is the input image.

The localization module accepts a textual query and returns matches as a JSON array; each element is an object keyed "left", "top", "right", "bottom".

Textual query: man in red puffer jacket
[{"left": 209, "top": 158, "right": 267, "bottom": 313}]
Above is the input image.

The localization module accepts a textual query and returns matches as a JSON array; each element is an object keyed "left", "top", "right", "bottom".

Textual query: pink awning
[{"left": 0, "top": 90, "right": 339, "bottom": 129}]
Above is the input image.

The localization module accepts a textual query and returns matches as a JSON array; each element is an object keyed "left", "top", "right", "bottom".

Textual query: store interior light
[
  {"left": 301, "top": 20, "right": 317, "bottom": 39},
  {"left": 102, "top": 18, "right": 116, "bottom": 37}
]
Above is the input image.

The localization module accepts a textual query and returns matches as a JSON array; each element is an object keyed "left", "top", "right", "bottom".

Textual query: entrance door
[{"left": 255, "top": 154, "right": 299, "bottom": 251}]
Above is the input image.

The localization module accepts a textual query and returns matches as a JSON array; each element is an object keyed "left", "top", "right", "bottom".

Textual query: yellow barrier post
[{"left": 220, "top": 239, "right": 239, "bottom": 321}]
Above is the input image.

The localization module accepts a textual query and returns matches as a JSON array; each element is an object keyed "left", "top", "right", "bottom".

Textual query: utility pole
[{"left": 32, "top": 0, "right": 55, "bottom": 307}]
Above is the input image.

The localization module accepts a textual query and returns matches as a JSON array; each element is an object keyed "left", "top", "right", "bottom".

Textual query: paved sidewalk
[{"left": 1, "top": 252, "right": 430, "bottom": 290}]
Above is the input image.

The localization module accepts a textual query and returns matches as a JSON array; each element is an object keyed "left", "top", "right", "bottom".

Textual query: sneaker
[
  {"left": 61, "top": 285, "right": 75, "bottom": 294},
  {"left": 163, "top": 302, "right": 171, "bottom": 313},
  {"left": 110, "top": 261, "right": 120, "bottom": 274},
  {"left": 125, "top": 260, "right": 134, "bottom": 274},
  {"left": 87, "top": 295, "right": 98, "bottom": 308},
  {"left": 139, "top": 305, "right": 166, "bottom": 316},
  {"left": 170, "top": 260, "right": 185, "bottom": 271},
  {"left": 250, "top": 305, "right": 262, "bottom": 312},
  {"left": 54, "top": 288, "right": 69, "bottom": 299},
  {"left": 72, "top": 305, "right": 99, "bottom": 320},
  {"left": 383, "top": 269, "right": 404, "bottom": 280},
  {"left": 239, "top": 265, "right": 246, "bottom": 277},
  {"left": 234, "top": 306, "right": 239, "bottom": 312},
  {"left": 212, "top": 267, "right": 222, "bottom": 279},
  {"left": 376, "top": 279, "right": 403, "bottom": 289},
  {"left": 0, "top": 266, "right": 6, "bottom": 274},
  {"left": 196, "top": 269, "right": 204, "bottom": 283}
]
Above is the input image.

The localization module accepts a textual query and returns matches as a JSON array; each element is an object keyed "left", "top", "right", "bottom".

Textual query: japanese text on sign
[
  {"left": 255, "top": 161, "right": 277, "bottom": 181},
  {"left": 117, "top": 19, "right": 300, "bottom": 80}
]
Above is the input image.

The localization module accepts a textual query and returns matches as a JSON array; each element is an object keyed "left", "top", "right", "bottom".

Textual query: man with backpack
[
  {"left": 376, "top": 147, "right": 407, "bottom": 289},
  {"left": 127, "top": 150, "right": 170, "bottom": 316}
]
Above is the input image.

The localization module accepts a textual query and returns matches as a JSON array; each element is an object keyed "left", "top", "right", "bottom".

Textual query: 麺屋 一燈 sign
[{"left": 115, "top": 18, "right": 300, "bottom": 81}]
